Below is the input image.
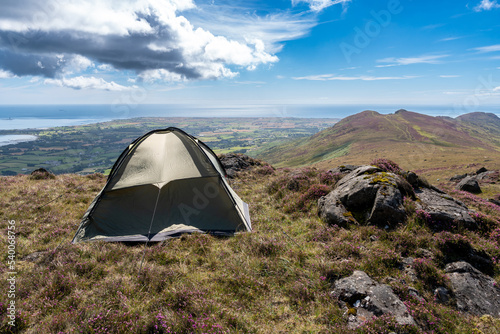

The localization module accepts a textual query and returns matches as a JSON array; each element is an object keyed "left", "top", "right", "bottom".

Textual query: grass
[{"left": 0, "top": 160, "right": 499, "bottom": 333}]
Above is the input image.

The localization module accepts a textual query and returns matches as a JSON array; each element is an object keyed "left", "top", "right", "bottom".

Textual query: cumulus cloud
[
  {"left": 292, "top": 0, "right": 351, "bottom": 12},
  {"left": 44, "top": 76, "right": 137, "bottom": 91},
  {"left": 0, "top": 69, "right": 15, "bottom": 78},
  {"left": 474, "top": 0, "right": 500, "bottom": 11},
  {"left": 0, "top": 0, "right": 280, "bottom": 84},
  {"left": 376, "top": 54, "right": 449, "bottom": 67}
]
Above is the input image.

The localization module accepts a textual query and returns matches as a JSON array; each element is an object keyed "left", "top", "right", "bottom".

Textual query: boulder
[
  {"left": 29, "top": 167, "right": 55, "bottom": 180},
  {"left": 415, "top": 187, "right": 477, "bottom": 230},
  {"left": 332, "top": 271, "right": 416, "bottom": 328},
  {"left": 218, "top": 153, "right": 262, "bottom": 178},
  {"left": 457, "top": 177, "right": 481, "bottom": 193},
  {"left": 445, "top": 261, "right": 500, "bottom": 317},
  {"left": 318, "top": 166, "right": 412, "bottom": 227}
]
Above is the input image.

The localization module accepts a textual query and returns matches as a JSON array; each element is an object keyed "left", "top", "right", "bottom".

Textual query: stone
[
  {"left": 445, "top": 261, "right": 500, "bottom": 317},
  {"left": 332, "top": 271, "right": 416, "bottom": 328},
  {"left": 415, "top": 187, "right": 477, "bottom": 230},
  {"left": 489, "top": 198, "right": 500, "bottom": 207},
  {"left": 328, "top": 165, "right": 360, "bottom": 175},
  {"left": 318, "top": 196, "right": 356, "bottom": 227},
  {"left": 476, "top": 167, "right": 488, "bottom": 175},
  {"left": 434, "top": 287, "right": 450, "bottom": 304},
  {"left": 368, "top": 185, "right": 406, "bottom": 226},
  {"left": 457, "top": 176, "right": 481, "bottom": 194},
  {"left": 218, "top": 153, "right": 262, "bottom": 178},
  {"left": 318, "top": 166, "right": 410, "bottom": 227},
  {"left": 449, "top": 174, "right": 467, "bottom": 182}
]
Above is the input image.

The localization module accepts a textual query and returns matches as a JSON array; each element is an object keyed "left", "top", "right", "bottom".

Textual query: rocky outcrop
[
  {"left": 445, "top": 261, "right": 500, "bottom": 317},
  {"left": 449, "top": 167, "right": 497, "bottom": 192},
  {"left": 319, "top": 165, "right": 478, "bottom": 231},
  {"left": 318, "top": 166, "right": 413, "bottom": 227},
  {"left": 414, "top": 187, "right": 476, "bottom": 230},
  {"left": 332, "top": 271, "right": 416, "bottom": 328},
  {"left": 29, "top": 167, "right": 55, "bottom": 180},
  {"left": 457, "top": 177, "right": 481, "bottom": 193},
  {"left": 218, "top": 153, "right": 263, "bottom": 178}
]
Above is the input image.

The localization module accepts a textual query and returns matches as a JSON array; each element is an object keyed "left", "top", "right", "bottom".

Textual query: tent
[{"left": 72, "top": 127, "right": 251, "bottom": 243}]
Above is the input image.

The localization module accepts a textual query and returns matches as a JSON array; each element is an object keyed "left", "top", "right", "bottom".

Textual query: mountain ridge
[{"left": 253, "top": 110, "right": 500, "bottom": 170}]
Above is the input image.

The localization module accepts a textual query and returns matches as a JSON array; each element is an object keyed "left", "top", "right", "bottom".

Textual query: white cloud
[
  {"left": 292, "top": 0, "right": 351, "bottom": 12},
  {"left": 376, "top": 55, "right": 449, "bottom": 67},
  {"left": 97, "top": 64, "right": 114, "bottom": 71},
  {"left": 439, "top": 36, "right": 463, "bottom": 42},
  {"left": 63, "top": 55, "right": 94, "bottom": 74},
  {"left": 474, "top": 0, "right": 500, "bottom": 11},
  {"left": 471, "top": 44, "right": 500, "bottom": 53},
  {"left": 44, "top": 76, "right": 137, "bottom": 91},
  {"left": 292, "top": 74, "right": 418, "bottom": 81},
  {"left": 0, "top": 0, "right": 279, "bottom": 82},
  {"left": 0, "top": 69, "right": 15, "bottom": 79},
  {"left": 185, "top": 7, "right": 317, "bottom": 54},
  {"left": 439, "top": 75, "right": 461, "bottom": 78}
]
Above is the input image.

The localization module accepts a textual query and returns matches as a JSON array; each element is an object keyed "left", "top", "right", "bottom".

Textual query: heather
[{"left": 1, "top": 161, "right": 500, "bottom": 333}]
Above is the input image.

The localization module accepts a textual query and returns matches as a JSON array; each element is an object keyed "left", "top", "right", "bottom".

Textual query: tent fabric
[{"left": 72, "top": 127, "right": 251, "bottom": 243}]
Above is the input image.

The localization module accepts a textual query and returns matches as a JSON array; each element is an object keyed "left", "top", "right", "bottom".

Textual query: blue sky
[{"left": 0, "top": 0, "right": 499, "bottom": 110}]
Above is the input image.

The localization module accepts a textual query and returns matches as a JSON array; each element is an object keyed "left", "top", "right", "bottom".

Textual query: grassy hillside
[
  {"left": 1, "top": 160, "right": 500, "bottom": 333},
  {"left": 254, "top": 110, "right": 500, "bottom": 172}
]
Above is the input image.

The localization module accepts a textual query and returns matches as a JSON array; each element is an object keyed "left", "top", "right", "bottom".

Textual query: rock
[
  {"left": 401, "top": 257, "right": 418, "bottom": 282},
  {"left": 328, "top": 165, "right": 360, "bottom": 175},
  {"left": 434, "top": 287, "right": 450, "bottom": 304},
  {"left": 476, "top": 167, "right": 488, "bottom": 174},
  {"left": 476, "top": 170, "right": 497, "bottom": 182},
  {"left": 408, "top": 287, "right": 425, "bottom": 302},
  {"left": 29, "top": 168, "right": 55, "bottom": 180},
  {"left": 369, "top": 185, "right": 406, "bottom": 226},
  {"left": 218, "top": 153, "right": 263, "bottom": 178},
  {"left": 415, "top": 187, "right": 477, "bottom": 230},
  {"left": 445, "top": 261, "right": 500, "bottom": 317},
  {"left": 415, "top": 248, "right": 434, "bottom": 259},
  {"left": 449, "top": 174, "right": 467, "bottom": 182},
  {"left": 405, "top": 171, "right": 419, "bottom": 186},
  {"left": 489, "top": 198, "right": 500, "bottom": 207},
  {"left": 318, "top": 166, "right": 411, "bottom": 227},
  {"left": 332, "top": 271, "right": 416, "bottom": 328},
  {"left": 457, "top": 176, "right": 481, "bottom": 193},
  {"left": 318, "top": 197, "right": 356, "bottom": 227}
]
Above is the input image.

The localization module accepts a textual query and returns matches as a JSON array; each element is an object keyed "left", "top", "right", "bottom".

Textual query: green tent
[{"left": 73, "top": 127, "right": 251, "bottom": 242}]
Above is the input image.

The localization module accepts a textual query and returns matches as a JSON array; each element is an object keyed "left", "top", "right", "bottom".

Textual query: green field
[{"left": 0, "top": 117, "right": 338, "bottom": 175}]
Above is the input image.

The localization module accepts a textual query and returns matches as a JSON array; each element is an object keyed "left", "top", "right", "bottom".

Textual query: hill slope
[
  {"left": 254, "top": 110, "right": 500, "bottom": 170},
  {"left": 2, "top": 161, "right": 500, "bottom": 333}
]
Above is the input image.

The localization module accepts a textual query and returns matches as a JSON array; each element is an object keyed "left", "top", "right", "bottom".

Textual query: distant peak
[{"left": 395, "top": 109, "right": 408, "bottom": 114}]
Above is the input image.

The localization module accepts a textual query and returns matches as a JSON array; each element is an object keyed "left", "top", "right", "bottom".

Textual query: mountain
[{"left": 253, "top": 110, "right": 500, "bottom": 170}]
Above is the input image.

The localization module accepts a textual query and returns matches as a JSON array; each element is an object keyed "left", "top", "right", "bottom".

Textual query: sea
[{"left": 1, "top": 104, "right": 499, "bottom": 146}]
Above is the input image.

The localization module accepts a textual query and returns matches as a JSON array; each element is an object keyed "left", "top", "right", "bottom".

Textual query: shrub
[
  {"left": 370, "top": 158, "right": 402, "bottom": 174},
  {"left": 471, "top": 211, "right": 499, "bottom": 235},
  {"left": 413, "top": 257, "right": 448, "bottom": 289},
  {"left": 319, "top": 171, "right": 342, "bottom": 185}
]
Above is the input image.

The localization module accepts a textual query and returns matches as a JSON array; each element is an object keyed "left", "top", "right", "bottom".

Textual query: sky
[{"left": 0, "top": 0, "right": 499, "bottom": 111}]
